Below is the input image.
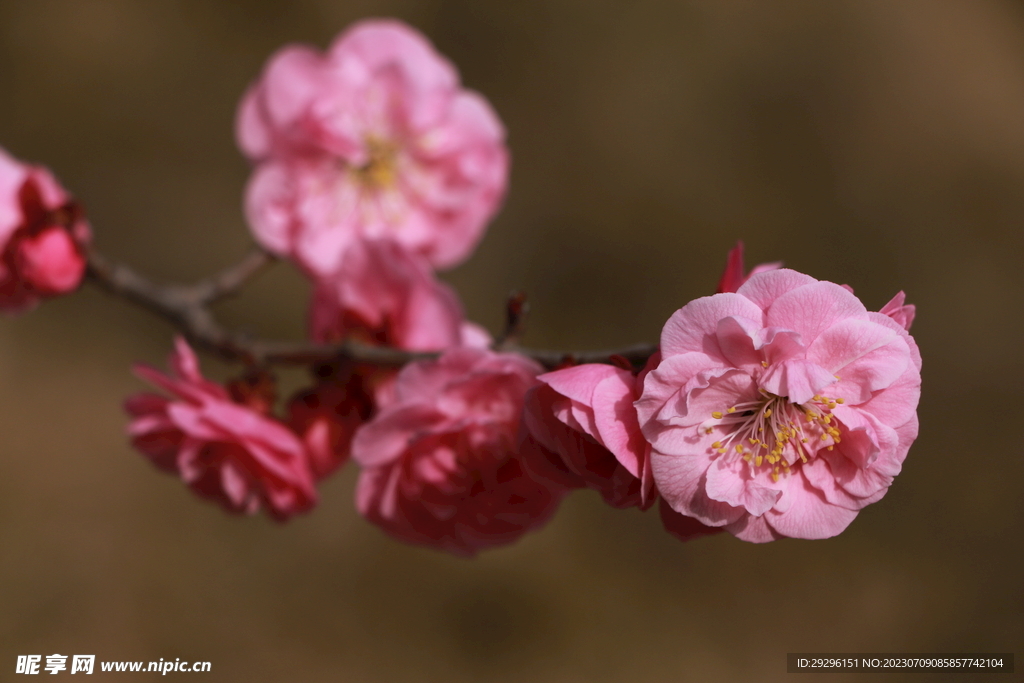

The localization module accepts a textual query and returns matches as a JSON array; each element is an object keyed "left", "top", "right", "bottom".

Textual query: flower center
[
  {"left": 351, "top": 137, "right": 398, "bottom": 190},
  {"left": 705, "top": 391, "right": 845, "bottom": 482}
]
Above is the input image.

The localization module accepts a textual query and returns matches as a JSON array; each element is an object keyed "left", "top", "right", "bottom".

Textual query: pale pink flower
[
  {"left": 125, "top": 338, "right": 317, "bottom": 521},
  {"left": 717, "top": 240, "right": 782, "bottom": 294},
  {"left": 351, "top": 348, "right": 566, "bottom": 555},
  {"left": 0, "top": 147, "right": 90, "bottom": 311},
  {"left": 309, "top": 238, "right": 483, "bottom": 351},
  {"left": 522, "top": 363, "right": 656, "bottom": 509},
  {"left": 636, "top": 269, "right": 921, "bottom": 542},
  {"left": 237, "top": 19, "right": 508, "bottom": 277}
]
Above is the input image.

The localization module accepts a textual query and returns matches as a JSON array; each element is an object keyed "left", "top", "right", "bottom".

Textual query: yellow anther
[
  {"left": 718, "top": 448, "right": 727, "bottom": 454},
  {"left": 735, "top": 444, "right": 744, "bottom": 453},
  {"left": 771, "top": 472, "right": 780, "bottom": 482},
  {"left": 749, "top": 438, "right": 759, "bottom": 445},
  {"left": 801, "top": 437, "right": 808, "bottom": 443},
  {"left": 765, "top": 409, "right": 772, "bottom": 417},
  {"left": 727, "top": 406, "right": 737, "bottom": 414},
  {"left": 834, "top": 375, "right": 841, "bottom": 380},
  {"left": 800, "top": 452, "right": 808, "bottom": 463},
  {"left": 712, "top": 441, "right": 722, "bottom": 449},
  {"left": 827, "top": 445, "right": 834, "bottom": 451},
  {"left": 761, "top": 360, "right": 768, "bottom": 368},
  {"left": 712, "top": 411, "right": 723, "bottom": 419},
  {"left": 821, "top": 433, "right": 829, "bottom": 441},
  {"left": 836, "top": 398, "right": 844, "bottom": 404},
  {"left": 742, "top": 453, "right": 752, "bottom": 462},
  {"left": 755, "top": 456, "right": 764, "bottom": 467},
  {"left": 705, "top": 427, "right": 713, "bottom": 434}
]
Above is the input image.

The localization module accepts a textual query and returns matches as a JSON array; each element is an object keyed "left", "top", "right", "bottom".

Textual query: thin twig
[
  {"left": 83, "top": 246, "right": 657, "bottom": 371},
  {"left": 495, "top": 290, "right": 529, "bottom": 350},
  {"left": 190, "top": 247, "right": 276, "bottom": 304}
]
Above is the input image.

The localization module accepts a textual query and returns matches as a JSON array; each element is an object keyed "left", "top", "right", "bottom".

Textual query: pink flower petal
[
  {"left": 734, "top": 268, "right": 816, "bottom": 310},
  {"left": 661, "top": 293, "right": 764, "bottom": 358},
  {"left": 765, "top": 280, "right": 868, "bottom": 346},
  {"left": 766, "top": 473, "right": 859, "bottom": 539},
  {"left": 879, "top": 291, "right": 915, "bottom": 331},
  {"left": 704, "top": 456, "right": 781, "bottom": 516},
  {"left": 650, "top": 447, "right": 744, "bottom": 527},
  {"left": 759, "top": 358, "right": 837, "bottom": 405}
]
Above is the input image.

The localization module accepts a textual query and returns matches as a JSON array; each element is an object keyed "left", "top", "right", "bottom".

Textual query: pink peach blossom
[
  {"left": 237, "top": 19, "right": 508, "bottom": 277},
  {"left": 522, "top": 363, "right": 656, "bottom": 509},
  {"left": 0, "top": 147, "right": 90, "bottom": 311},
  {"left": 717, "top": 240, "right": 782, "bottom": 294},
  {"left": 309, "top": 237, "right": 479, "bottom": 351},
  {"left": 636, "top": 269, "right": 921, "bottom": 542},
  {"left": 351, "top": 348, "right": 566, "bottom": 555},
  {"left": 126, "top": 338, "right": 317, "bottom": 521}
]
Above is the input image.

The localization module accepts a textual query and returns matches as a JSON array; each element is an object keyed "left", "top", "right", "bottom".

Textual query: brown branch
[
  {"left": 83, "top": 246, "right": 657, "bottom": 371},
  {"left": 189, "top": 247, "right": 276, "bottom": 304}
]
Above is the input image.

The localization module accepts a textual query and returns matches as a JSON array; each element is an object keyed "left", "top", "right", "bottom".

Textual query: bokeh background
[{"left": 1, "top": 1, "right": 1021, "bottom": 681}]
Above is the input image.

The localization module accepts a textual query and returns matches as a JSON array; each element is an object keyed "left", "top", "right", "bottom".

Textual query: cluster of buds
[{"left": 1, "top": 20, "right": 921, "bottom": 556}]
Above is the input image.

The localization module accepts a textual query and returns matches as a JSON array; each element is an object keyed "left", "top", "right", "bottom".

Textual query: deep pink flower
[
  {"left": 717, "top": 240, "right": 781, "bottom": 294},
  {"left": 237, "top": 19, "right": 508, "bottom": 277},
  {"left": 636, "top": 269, "right": 921, "bottom": 542},
  {"left": 522, "top": 363, "right": 656, "bottom": 509},
  {"left": 125, "top": 338, "right": 317, "bottom": 521},
  {"left": 351, "top": 348, "right": 567, "bottom": 555},
  {"left": 287, "top": 363, "right": 376, "bottom": 480},
  {"left": 0, "top": 147, "right": 90, "bottom": 311},
  {"left": 309, "top": 238, "right": 479, "bottom": 351}
]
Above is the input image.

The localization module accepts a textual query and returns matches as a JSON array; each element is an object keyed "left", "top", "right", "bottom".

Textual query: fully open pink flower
[
  {"left": 237, "top": 19, "right": 508, "bottom": 278},
  {"left": 522, "top": 363, "right": 656, "bottom": 509},
  {"left": 125, "top": 338, "right": 317, "bottom": 521},
  {"left": 717, "top": 240, "right": 781, "bottom": 294},
  {"left": 309, "top": 237, "right": 485, "bottom": 351},
  {"left": 0, "top": 147, "right": 90, "bottom": 311},
  {"left": 352, "top": 348, "right": 566, "bottom": 555},
  {"left": 637, "top": 269, "right": 921, "bottom": 542}
]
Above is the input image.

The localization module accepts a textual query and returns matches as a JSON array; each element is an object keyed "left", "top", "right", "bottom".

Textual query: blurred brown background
[{"left": 0, "top": 1, "right": 1021, "bottom": 681}]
